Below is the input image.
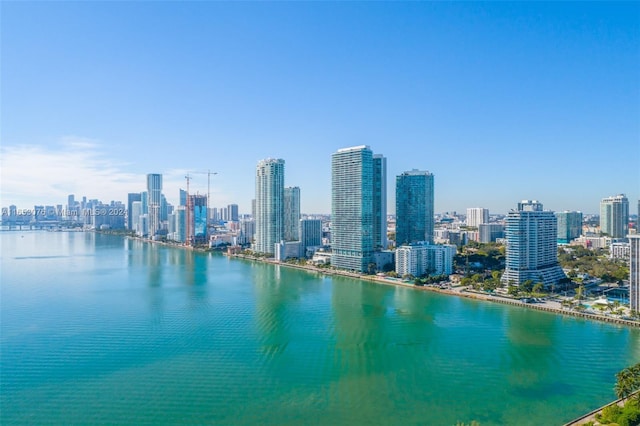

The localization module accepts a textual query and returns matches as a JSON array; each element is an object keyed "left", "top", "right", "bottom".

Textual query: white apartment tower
[
  {"left": 146, "top": 173, "right": 162, "bottom": 237},
  {"left": 600, "top": 194, "right": 629, "bottom": 238},
  {"left": 254, "top": 158, "right": 285, "bottom": 255},
  {"left": 501, "top": 200, "right": 566, "bottom": 288},
  {"left": 466, "top": 208, "right": 489, "bottom": 228},
  {"left": 395, "top": 243, "right": 456, "bottom": 277}
]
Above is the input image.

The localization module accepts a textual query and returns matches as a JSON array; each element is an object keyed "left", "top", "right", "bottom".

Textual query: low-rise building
[{"left": 395, "top": 243, "right": 456, "bottom": 277}]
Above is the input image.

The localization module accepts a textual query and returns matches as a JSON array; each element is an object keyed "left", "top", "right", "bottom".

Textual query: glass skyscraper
[
  {"left": 146, "top": 174, "right": 162, "bottom": 237},
  {"left": 254, "top": 158, "right": 285, "bottom": 255},
  {"left": 127, "top": 193, "right": 141, "bottom": 231},
  {"left": 501, "top": 200, "right": 566, "bottom": 288},
  {"left": 191, "top": 194, "right": 208, "bottom": 245},
  {"left": 395, "top": 169, "right": 434, "bottom": 245},
  {"left": 284, "top": 187, "right": 300, "bottom": 242},
  {"left": 373, "top": 155, "right": 387, "bottom": 250},
  {"left": 556, "top": 211, "right": 583, "bottom": 244},
  {"left": 600, "top": 194, "right": 629, "bottom": 238},
  {"left": 331, "top": 146, "right": 374, "bottom": 272}
]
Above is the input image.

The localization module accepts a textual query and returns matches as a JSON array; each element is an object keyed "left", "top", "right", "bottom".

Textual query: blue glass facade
[{"left": 395, "top": 170, "right": 434, "bottom": 245}]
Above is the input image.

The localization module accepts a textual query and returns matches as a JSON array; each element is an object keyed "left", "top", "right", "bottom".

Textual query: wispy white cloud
[
  {"left": 0, "top": 137, "right": 236, "bottom": 209},
  {"left": 0, "top": 137, "right": 145, "bottom": 207}
]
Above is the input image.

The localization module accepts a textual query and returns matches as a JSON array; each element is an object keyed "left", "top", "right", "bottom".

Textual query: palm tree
[{"left": 615, "top": 363, "right": 640, "bottom": 399}]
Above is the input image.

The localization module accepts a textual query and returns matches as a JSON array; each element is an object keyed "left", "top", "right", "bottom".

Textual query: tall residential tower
[
  {"left": 254, "top": 158, "right": 285, "bottom": 255},
  {"left": 395, "top": 169, "right": 434, "bottom": 245},
  {"left": 501, "top": 200, "right": 566, "bottom": 288},
  {"left": 331, "top": 146, "right": 375, "bottom": 272},
  {"left": 600, "top": 194, "right": 629, "bottom": 238},
  {"left": 373, "top": 155, "right": 387, "bottom": 250},
  {"left": 146, "top": 173, "right": 162, "bottom": 237},
  {"left": 284, "top": 187, "right": 301, "bottom": 241},
  {"left": 556, "top": 211, "right": 583, "bottom": 244},
  {"left": 466, "top": 208, "right": 489, "bottom": 228}
]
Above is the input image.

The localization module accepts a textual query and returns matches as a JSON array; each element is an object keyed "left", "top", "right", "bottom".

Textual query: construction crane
[{"left": 190, "top": 170, "right": 217, "bottom": 221}]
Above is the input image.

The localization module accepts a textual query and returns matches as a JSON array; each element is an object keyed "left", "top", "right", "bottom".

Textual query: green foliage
[
  {"left": 532, "top": 283, "right": 544, "bottom": 294},
  {"left": 520, "top": 280, "right": 534, "bottom": 293},
  {"left": 615, "top": 363, "right": 640, "bottom": 399},
  {"left": 558, "top": 246, "right": 629, "bottom": 282},
  {"left": 454, "top": 242, "right": 505, "bottom": 273},
  {"left": 595, "top": 398, "right": 640, "bottom": 426}
]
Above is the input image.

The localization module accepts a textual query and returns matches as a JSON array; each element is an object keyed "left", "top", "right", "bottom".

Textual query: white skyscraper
[
  {"left": 254, "top": 158, "right": 285, "bottom": 255},
  {"left": 146, "top": 173, "right": 162, "bottom": 237},
  {"left": 284, "top": 187, "right": 301, "bottom": 241},
  {"left": 630, "top": 235, "right": 640, "bottom": 312},
  {"left": 466, "top": 208, "right": 489, "bottom": 228},
  {"left": 600, "top": 194, "right": 629, "bottom": 238},
  {"left": 501, "top": 200, "right": 566, "bottom": 288}
]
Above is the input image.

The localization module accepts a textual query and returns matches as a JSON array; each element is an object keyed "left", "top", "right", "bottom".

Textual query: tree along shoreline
[{"left": 229, "top": 252, "right": 640, "bottom": 329}]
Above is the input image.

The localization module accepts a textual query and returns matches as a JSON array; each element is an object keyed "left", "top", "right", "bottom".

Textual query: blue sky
[{"left": 1, "top": 2, "right": 638, "bottom": 215}]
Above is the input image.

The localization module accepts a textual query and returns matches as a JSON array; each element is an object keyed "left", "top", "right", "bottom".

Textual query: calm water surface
[{"left": 1, "top": 231, "right": 639, "bottom": 425}]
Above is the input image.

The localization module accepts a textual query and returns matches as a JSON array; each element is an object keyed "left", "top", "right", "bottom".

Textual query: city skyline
[{"left": 2, "top": 2, "right": 639, "bottom": 214}]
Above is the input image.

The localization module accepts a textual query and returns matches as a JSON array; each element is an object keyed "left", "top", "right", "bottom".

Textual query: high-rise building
[
  {"left": 146, "top": 173, "right": 163, "bottom": 237},
  {"left": 466, "top": 208, "right": 489, "bottom": 228},
  {"left": 556, "top": 211, "right": 583, "bottom": 244},
  {"left": 331, "top": 145, "right": 374, "bottom": 272},
  {"left": 373, "top": 155, "right": 387, "bottom": 250},
  {"left": 190, "top": 195, "right": 208, "bottom": 244},
  {"left": 630, "top": 235, "right": 640, "bottom": 312},
  {"left": 140, "top": 191, "right": 148, "bottom": 215},
  {"left": 395, "top": 169, "right": 434, "bottom": 245},
  {"left": 227, "top": 204, "right": 239, "bottom": 222},
  {"left": 284, "top": 187, "right": 301, "bottom": 241},
  {"left": 600, "top": 194, "right": 629, "bottom": 238},
  {"left": 239, "top": 219, "right": 255, "bottom": 245},
  {"left": 300, "top": 218, "right": 322, "bottom": 256},
  {"left": 160, "top": 195, "right": 168, "bottom": 222},
  {"left": 254, "top": 158, "right": 285, "bottom": 255},
  {"left": 501, "top": 200, "right": 566, "bottom": 288},
  {"left": 127, "top": 193, "right": 142, "bottom": 230},
  {"left": 173, "top": 206, "right": 187, "bottom": 243},
  {"left": 131, "top": 201, "right": 143, "bottom": 235},
  {"left": 478, "top": 223, "right": 504, "bottom": 243}
]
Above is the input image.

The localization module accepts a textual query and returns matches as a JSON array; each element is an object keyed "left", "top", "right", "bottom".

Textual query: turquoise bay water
[{"left": 1, "top": 231, "right": 639, "bottom": 425}]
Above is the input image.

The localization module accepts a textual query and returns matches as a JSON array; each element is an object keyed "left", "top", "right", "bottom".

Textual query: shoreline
[
  {"left": 228, "top": 252, "right": 640, "bottom": 329},
  {"left": 93, "top": 232, "right": 640, "bottom": 329}
]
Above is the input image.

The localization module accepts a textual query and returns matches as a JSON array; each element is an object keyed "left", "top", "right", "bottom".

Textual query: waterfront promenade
[{"left": 229, "top": 252, "right": 640, "bottom": 329}]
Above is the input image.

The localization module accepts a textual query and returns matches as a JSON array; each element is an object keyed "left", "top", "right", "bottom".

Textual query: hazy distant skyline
[{"left": 1, "top": 2, "right": 639, "bottom": 214}]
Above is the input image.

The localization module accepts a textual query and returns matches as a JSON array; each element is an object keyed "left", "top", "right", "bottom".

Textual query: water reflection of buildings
[
  {"left": 252, "top": 263, "right": 323, "bottom": 363},
  {"left": 504, "top": 308, "right": 558, "bottom": 397},
  {"left": 328, "top": 278, "right": 399, "bottom": 415}
]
